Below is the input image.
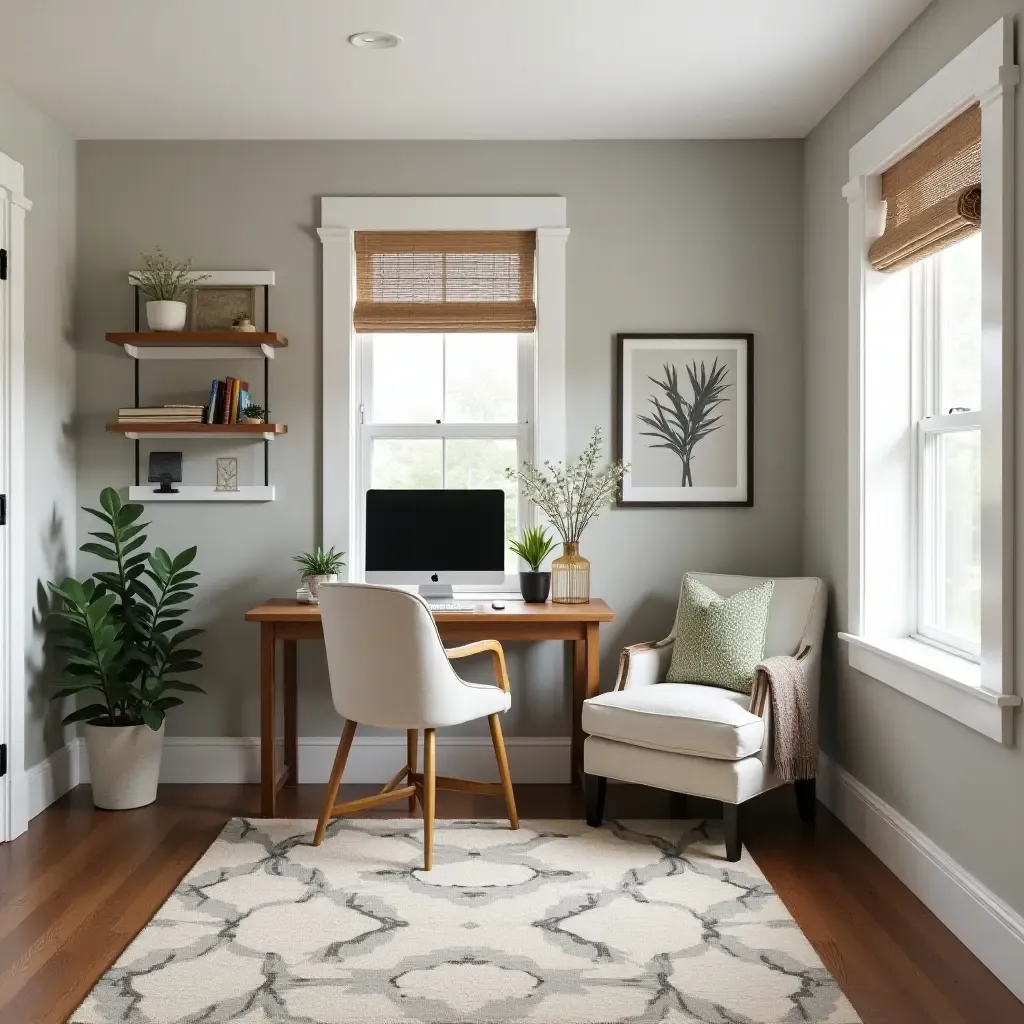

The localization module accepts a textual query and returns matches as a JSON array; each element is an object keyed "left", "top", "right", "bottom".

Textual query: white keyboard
[{"left": 428, "top": 601, "right": 474, "bottom": 611}]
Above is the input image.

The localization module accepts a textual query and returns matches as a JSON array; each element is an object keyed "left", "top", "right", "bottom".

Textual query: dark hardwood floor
[{"left": 0, "top": 782, "right": 1020, "bottom": 1024}]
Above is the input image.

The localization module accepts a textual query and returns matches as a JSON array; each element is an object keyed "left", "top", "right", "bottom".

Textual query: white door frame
[{"left": 0, "top": 149, "right": 31, "bottom": 842}]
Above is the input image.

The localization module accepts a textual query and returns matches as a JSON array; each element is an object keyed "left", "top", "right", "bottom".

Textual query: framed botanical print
[{"left": 616, "top": 333, "right": 753, "bottom": 507}]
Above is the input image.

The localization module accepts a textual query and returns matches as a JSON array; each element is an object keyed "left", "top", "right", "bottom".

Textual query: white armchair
[{"left": 582, "top": 573, "right": 826, "bottom": 861}]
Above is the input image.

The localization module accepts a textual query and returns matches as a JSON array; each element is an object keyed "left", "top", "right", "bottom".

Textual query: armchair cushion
[
  {"left": 665, "top": 575, "right": 773, "bottom": 694},
  {"left": 583, "top": 684, "right": 765, "bottom": 761}
]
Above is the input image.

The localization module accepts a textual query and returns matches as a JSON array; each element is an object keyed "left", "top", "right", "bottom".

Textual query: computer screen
[{"left": 365, "top": 489, "right": 506, "bottom": 589}]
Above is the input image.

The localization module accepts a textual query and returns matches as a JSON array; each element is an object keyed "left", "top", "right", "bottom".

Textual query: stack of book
[
  {"left": 205, "top": 377, "right": 252, "bottom": 424},
  {"left": 118, "top": 405, "right": 205, "bottom": 424}
]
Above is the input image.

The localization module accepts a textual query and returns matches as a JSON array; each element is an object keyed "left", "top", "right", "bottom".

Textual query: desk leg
[
  {"left": 283, "top": 640, "right": 298, "bottom": 787},
  {"left": 572, "top": 624, "right": 601, "bottom": 788},
  {"left": 260, "top": 623, "right": 277, "bottom": 817}
]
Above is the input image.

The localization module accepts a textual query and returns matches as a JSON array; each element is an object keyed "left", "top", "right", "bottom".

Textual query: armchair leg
[
  {"left": 407, "top": 730, "right": 419, "bottom": 815},
  {"left": 723, "top": 803, "right": 742, "bottom": 862},
  {"left": 488, "top": 714, "right": 519, "bottom": 829},
  {"left": 314, "top": 720, "right": 358, "bottom": 846},
  {"left": 585, "top": 774, "right": 607, "bottom": 827},
  {"left": 795, "top": 778, "right": 817, "bottom": 823},
  {"left": 422, "top": 729, "right": 436, "bottom": 871}
]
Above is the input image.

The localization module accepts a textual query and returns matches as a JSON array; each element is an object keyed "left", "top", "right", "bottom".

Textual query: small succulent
[
  {"left": 242, "top": 403, "right": 265, "bottom": 422},
  {"left": 232, "top": 311, "right": 252, "bottom": 326},
  {"left": 293, "top": 546, "right": 346, "bottom": 578},
  {"left": 509, "top": 526, "right": 556, "bottom": 571}
]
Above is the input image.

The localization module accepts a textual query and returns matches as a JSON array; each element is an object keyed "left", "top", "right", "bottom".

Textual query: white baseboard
[
  {"left": 25, "top": 740, "right": 85, "bottom": 820},
  {"left": 64, "top": 735, "right": 570, "bottom": 786},
  {"left": 818, "top": 752, "right": 1024, "bottom": 1003}
]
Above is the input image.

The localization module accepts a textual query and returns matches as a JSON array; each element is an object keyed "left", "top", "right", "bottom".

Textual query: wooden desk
[{"left": 245, "top": 598, "right": 615, "bottom": 816}]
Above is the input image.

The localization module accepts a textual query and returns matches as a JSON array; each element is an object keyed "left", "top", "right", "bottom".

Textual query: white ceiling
[{"left": 0, "top": 0, "right": 929, "bottom": 140}]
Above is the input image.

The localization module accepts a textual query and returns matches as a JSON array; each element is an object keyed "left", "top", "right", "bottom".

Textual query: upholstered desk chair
[
  {"left": 583, "top": 573, "right": 826, "bottom": 861},
  {"left": 313, "top": 582, "right": 519, "bottom": 869}
]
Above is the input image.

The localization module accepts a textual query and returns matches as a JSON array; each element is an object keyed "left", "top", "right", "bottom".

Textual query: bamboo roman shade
[
  {"left": 354, "top": 230, "right": 537, "bottom": 332},
  {"left": 868, "top": 104, "right": 982, "bottom": 273}
]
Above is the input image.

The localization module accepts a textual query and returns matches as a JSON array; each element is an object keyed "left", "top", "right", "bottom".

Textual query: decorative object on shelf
[
  {"left": 507, "top": 427, "right": 628, "bottom": 604},
  {"left": 240, "top": 402, "right": 265, "bottom": 424},
  {"left": 131, "top": 248, "right": 210, "bottom": 332},
  {"left": 509, "top": 525, "right": 556, "bottom": 603},
  {"left": 293, "top": 546, "right": 346, "bottom": 603},
  {"left": 231, "top": 311, "right": 257, "bottom": 332},
  {"left": 46, "top": 487, "right": 204, "bottom": 809},
  {"left": 215, "top": 457, "right": 238, "bottom": 492},
  {"left": 148, "top": 451, "right": 182, "bottom": 494},
  {"left": 616, "top": 333, "right": 753, "bottom": 507},
  {"left": 192, "top": 286, "right": 256, "bottom": 331}
]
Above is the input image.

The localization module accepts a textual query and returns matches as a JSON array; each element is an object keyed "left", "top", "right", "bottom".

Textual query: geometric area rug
[{"left": 71, "top": 818, "right": 861, "bottom": 1023}]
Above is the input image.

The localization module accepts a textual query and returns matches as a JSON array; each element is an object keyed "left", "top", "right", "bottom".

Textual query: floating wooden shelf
[
  {"left": 127, "top": 485, "right": 276, "bottom": 503},
  {"left": 106, "top": 332, "right": 288, "bottom": 360},
  {"left": 108, "top": 422, "right": 287, "bottom": 441}
]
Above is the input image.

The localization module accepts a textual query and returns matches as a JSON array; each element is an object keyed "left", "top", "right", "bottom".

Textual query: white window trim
[
  {"left": 318, "top": 196, "right": 568, "bottom": 592},
  {"left": 841, "top": 18, "right": 1021, "bottom": 743}
]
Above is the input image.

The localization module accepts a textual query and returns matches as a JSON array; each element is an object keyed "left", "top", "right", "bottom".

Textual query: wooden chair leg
[
  {"left": 488, "top": 713, "right": 519, "bottom": 830},
  {"left": 407, "top": 729, "right": 418, "bottom": 815},
  {"left": 585, "top": 774, "right": 606, "bottom": 827},
  {"left": 723, "top": 802, "right": 741, "bottom": 862},
  {"left": 314, "top": 720, "right": 357, "bottom": 846},
  {"left": 422, "top": 729, "right": 436, "bottom": 870}
]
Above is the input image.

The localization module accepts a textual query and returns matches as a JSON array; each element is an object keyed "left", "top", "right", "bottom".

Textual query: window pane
[
  {"left": 925, "top": 429, "right": 980, "bottom": 646},
  {"left": 444, "top": 335, "right": 518, "bottom": 423},
  {"left": 445, "top": 438, "right": 519, "bottom": 572},
  {"left": 938, "top": 233, "right": 981, "bottom": 413},
  {"left": 371, "top": 439, "right": 442, "bottom": 489},
  {"left": 371, "top": 334, "right": 442, "bottom": 423}
]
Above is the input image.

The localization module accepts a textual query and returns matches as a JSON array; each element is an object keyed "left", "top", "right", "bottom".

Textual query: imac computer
[{"left": 365, "top": 489, "right": 506, "bottom": 605}]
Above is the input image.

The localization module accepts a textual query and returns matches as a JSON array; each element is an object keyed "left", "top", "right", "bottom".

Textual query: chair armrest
[
  {"left": 446, "top": 639, "right": 510, "bottom": 693},
  {"left": 614, "top": 638, "right": 673, "bottom": 690}
]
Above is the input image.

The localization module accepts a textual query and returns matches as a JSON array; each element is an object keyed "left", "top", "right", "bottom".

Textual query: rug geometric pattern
[{"left": 71, "top": 818, "right": 860, "bottom": 1023}]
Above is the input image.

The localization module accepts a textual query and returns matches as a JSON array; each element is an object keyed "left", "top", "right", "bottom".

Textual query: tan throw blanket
[{"left": 748, "top": 647, "right": 816, "bottom": 782}]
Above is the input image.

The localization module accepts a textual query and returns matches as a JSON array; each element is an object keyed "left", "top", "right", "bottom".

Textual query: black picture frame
[{"left": 615, "top": 333, "right": 754, "bottom": 508}]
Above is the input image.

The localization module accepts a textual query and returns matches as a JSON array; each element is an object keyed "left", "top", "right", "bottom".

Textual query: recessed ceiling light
[{"left": 348, "top": 31, "right": 402, "bottom": 50}]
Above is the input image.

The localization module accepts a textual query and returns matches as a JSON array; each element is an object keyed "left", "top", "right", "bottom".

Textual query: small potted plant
[
  {"left": 241, "top": 402, "right": 265, "bottom": 425},
  {"left": 294, "top": 546, "right": 346, "bottom": 602},
  {"left": 232, "top": 311, "right": 256, "bottom": 333},
  {"left": 48, "top": 488, "right": 204, "bottom": 810},
  {"left": 130, "top": 247, "right": 209, "bottom": 332},
  {"left": 509, "top": 526, "right": 556, "bottom": 603}
]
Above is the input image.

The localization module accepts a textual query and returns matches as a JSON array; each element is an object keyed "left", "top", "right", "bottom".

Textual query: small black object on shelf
[{"left": 149, "top": 451, "right": 182, "bottom": 494}]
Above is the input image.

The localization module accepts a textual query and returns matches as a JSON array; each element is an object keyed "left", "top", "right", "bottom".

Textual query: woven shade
[
  {"left": 354, "top": 231, "right": 536, "bottom": 332},
  {"left": 868, "top": 104, "right": 981, "bottom": 273}
]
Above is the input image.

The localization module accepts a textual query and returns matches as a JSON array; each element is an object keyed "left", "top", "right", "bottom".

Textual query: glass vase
[{"left": 551, "top": 542, "right": 591, "bottom": 604}]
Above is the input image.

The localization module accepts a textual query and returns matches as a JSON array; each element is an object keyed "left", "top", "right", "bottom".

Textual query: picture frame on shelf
[
  {"left": 615, "top": 333, "right": 753, "bottom": 508},
  {"left": 215, "top": 457, "right": 239, "bottom": 492},
  {"left": 191, "top": 286, "right": 257, "bottom": 331}
]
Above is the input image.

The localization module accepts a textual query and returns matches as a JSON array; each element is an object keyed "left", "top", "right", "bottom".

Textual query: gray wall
[
  {"left": 0, "top": 80, "right": 77, "bottom": 769},
  {"left": 77, "top": 140, "right": 804, "bottom": 741},
  {"left": 804, "top": 1, "right": 1024, "bottom": 914}
]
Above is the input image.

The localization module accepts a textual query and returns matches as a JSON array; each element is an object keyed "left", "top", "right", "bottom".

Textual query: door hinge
[
  {"left": 0, "top": 744, "right": 7, "bottom": 779},
  {"left": 0, "top": 249, "right": 7, "bottom": 281},
  {"left": 0, "top": 495, "right": 6, "bottom": 526}
]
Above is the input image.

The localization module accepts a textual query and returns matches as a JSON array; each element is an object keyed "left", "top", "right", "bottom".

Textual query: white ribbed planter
[
  {"left": 302, "top": 573, "right": 339, "bottom": 603},
  {"left": 145, "top": 300, "right": 187, "bottom": 331},
  {"left": 84, "top": 721, "right": 165, "bottom": 810}
]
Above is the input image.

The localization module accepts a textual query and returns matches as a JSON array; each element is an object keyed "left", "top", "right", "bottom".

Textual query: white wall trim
[
  {"left": 844, "top": 18, "right": 1017, "bottom": 735},
  {"left": 0, "top": 150, "right": 30, "bottom": 842},
  {"left": 319, "top": 196, "right": 568, "bottom": 564},
  {"left": 818, "top": 752, "right": 1024, "bottom": 1003},
  {"left": 25, "top": 741, "right": 85, "bottom": 820}
]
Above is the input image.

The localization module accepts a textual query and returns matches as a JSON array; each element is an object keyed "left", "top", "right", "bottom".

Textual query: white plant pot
[
  {"left": 303, "top": 573, "right": 339, "bottom": 603},
  {"left": 146, "top": 300, "right": 187, "bottom": 332},
  {"left": 84, "top": 721, "right": 165, "bottom": 810},
  {"left": 232, "top": 321, "right": 257, "bottom": 333},
  {"left": 241, "top": 416, "right": 264, "bottom": 425}
]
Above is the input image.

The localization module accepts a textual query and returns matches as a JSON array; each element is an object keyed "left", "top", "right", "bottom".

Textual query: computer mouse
[{"left": 491, "top": 601, "right": 506, "bottom": 610}]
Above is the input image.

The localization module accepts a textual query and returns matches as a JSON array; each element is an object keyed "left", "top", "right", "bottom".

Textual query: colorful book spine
[
  {"left": 220, "top": 377, "right": 235, "bottom": 424},
  {"left": 205, "top": 379, "right": 219, "bottom": 424},
  {"left": 229, "top": 379, "right": 241, "bottom": 424},
  {"left": 238, "top": 389, "right": 250, "bottom": 416},
  {"left": 212, "top": 381, "right": 226, "bottom": 423}
]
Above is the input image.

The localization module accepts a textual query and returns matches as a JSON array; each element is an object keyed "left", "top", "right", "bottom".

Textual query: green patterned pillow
[{"left": 665, "top": 576, "right": 774, "bottom": 693}]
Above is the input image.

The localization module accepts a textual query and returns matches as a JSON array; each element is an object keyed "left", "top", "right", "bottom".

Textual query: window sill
[{"left": 838, "top": 633, "right": 1020, "bottom": 744}]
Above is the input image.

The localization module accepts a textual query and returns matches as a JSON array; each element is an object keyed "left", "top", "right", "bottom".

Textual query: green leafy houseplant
[
  {"left": 130, "top": 246, "right": 210, "bottom": 302},
  {"left": 509, "top": 526, "right": 556, "bottom": 572},
  {"left": 294, "top": 546, "right": 346, "bottom": 578},
  {"left": 48, "top": 488, "right": 205, "bottom": 731}
]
